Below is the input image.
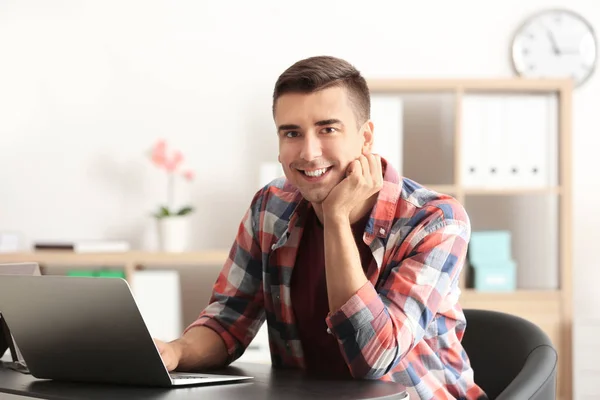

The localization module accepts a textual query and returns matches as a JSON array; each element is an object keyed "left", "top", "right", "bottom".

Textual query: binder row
[{"left": 461, "top": 94, "right": 559, "bottom": 188}]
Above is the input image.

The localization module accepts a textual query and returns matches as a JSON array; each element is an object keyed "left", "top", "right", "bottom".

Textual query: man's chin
[{"left": 298, "top": 188, "right": 330, "bottom": 204}]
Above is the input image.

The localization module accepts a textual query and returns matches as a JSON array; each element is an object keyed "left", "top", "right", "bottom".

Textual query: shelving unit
[{"left": 368, "top": 78, "right": 572, "bottom": 399}]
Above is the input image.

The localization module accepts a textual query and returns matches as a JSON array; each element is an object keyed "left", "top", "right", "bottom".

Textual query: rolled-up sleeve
[{"left": 326, "top": 207, "right": 470, "bottom": 379}]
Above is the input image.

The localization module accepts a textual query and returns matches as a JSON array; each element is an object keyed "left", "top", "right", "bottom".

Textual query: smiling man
[{"left": 155, "top": 56, "right": 487, "bottom": 399}]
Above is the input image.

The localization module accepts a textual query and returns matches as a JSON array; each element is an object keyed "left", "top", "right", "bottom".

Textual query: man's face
[{"left": 274, "top": 86, "right": 371, "bottom": 204}]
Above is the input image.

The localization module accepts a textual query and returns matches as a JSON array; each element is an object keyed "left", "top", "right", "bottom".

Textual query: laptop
[
  {"left": 0, "top": 262, "right": 41, "bottom": 372},
  {"left": 0, "top": 273, "right": 253, "bottom": 387}
]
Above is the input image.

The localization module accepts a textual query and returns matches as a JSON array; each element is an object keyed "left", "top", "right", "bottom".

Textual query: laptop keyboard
[{"left": 170, "top": 373, "right": 208, "bottom": 380}]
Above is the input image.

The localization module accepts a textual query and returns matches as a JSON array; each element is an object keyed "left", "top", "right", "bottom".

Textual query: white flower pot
[{"left": 157, "top": 216, "right": 190, "bottom": 252}]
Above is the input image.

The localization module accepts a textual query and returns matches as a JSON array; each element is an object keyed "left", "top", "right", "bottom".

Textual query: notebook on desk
[{"left": 0, "top": 274, "right": 252, "bottom": 387}]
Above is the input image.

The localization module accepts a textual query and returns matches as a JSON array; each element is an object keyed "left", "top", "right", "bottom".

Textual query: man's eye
[
  {"left": 322, "top": 127, "right": 336, "bottom": 134},
  {"left": 285, "top": 131, "right": 299, "bottom": 138}
]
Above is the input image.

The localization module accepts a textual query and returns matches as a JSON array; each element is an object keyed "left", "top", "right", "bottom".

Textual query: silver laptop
[
  {"left": 0, "top": 273, "right": 253, "bottom": 387},
  {"left": 0, "top": 262, "right": 41, "bottom": 371}
]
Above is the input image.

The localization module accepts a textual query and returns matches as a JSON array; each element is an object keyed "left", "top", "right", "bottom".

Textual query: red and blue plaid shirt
[{"left": 186, "top": 159, "right": 487, "bottom": 399}]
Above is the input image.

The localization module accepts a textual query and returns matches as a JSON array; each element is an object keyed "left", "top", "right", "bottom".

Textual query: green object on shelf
[
  {"left": 66, "top": 269, "right": 125, "bottom": 279},
  {"left": 97, "top": 270, "right": 126, "bottom": 279},
  {"left": 67, "top": 270, "right": 96, "bottom": 277}
]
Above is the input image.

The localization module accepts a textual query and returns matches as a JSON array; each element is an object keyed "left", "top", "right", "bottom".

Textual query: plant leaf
[
  {"left": 154, "top": 206, "right": 171, "bottom": 219},
  {"left": 177, "top": 206, "right": 194, "bottom": 216}
]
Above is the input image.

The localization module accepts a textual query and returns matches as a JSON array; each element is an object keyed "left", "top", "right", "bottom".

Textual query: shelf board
[
  {"left": 0, "top": 251, "right": 230, "bottom": 267},
  {"left": 462, "top": 186, "right": 562, "bottom": 196},
  {"left": 422, "top": 184, "right": 458, "bottom": 194},
  {"left": 462, "top": 288, "right": 561, "bottom": 300},
  {"left": 367, "top": 78, "right": 572, "bottom": 93},
  {"left": 415, "top": 185, "right": 562, "bottom": 196}
]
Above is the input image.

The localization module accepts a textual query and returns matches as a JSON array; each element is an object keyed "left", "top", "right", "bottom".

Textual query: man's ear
[{"left": 361, "top": 120, "right": 375, "bottom": 153}]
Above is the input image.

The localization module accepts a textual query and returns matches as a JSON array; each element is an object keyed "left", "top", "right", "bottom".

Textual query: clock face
[{"left": 512, "top": 9, "right": 597, "bottom": 86}]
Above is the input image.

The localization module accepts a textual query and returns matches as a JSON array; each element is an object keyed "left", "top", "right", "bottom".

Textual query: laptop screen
[{"left": 0, "top": 263, "right": 41, "bottom": 362}]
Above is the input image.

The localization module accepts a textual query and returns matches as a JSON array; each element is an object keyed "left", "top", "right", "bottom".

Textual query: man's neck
[{"left": 313, "top": 194, "right": 378, "bottom": 225}]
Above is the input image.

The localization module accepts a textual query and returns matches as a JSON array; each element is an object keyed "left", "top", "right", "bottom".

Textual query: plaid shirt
[{"left": 186, "top": 160, "right": 487, "bottom": 399}]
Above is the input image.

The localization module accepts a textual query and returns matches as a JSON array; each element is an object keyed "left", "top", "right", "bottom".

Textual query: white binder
[
  {"left": 504, "top": 94, "right": 557, "bottom": 187},
  {"left": 461, "top": 94, "right": 557, "bottom": 189},
  {"left": 461, "top": 95, "right": 485, "bottom": 187}
]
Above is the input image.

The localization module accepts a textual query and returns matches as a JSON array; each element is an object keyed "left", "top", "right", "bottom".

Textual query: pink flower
[
  {"left": 182, "top": 170, "right": 195, "bottom": 181},
  {"left": 151, "top": 140, "right": 167, "bottom": 167},
  {"left": 148, "top": 140, "right": 195, "bottom": 216},
  {"left": 164, "top": 150, "right": 183, "bottom": 172}
]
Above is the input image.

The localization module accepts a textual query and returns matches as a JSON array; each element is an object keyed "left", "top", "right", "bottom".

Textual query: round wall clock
[{"left": 511, "top": 9, "right": 597, "bottom": 86}]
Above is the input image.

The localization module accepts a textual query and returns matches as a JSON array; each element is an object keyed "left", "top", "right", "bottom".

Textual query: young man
[{"left": 155, "top": 56, "right": 487, "bottom": 399}]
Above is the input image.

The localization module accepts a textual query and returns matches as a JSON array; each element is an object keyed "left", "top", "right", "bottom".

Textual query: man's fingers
[
  {"left": 367, "top": 153, "right": 377, "bottom": 178},
  {"left": 347, "top": 159, "right": 361, "bottom": 177},
  {"left": 359, "top": 155, "right": 371, "bottom": 183}
]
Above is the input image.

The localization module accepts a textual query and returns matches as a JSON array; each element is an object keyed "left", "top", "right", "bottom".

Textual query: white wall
[{"left": 1, "top": 0, "right": 599, "bottom": 386}]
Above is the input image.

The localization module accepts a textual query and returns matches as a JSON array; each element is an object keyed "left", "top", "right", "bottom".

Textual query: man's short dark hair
[{"left": 272, "top": 56, "right": 370, "bottom": 126}]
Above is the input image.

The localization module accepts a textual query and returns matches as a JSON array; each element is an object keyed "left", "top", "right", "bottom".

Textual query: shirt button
[{"left": 379, "top": 228, "right": 386, "bottom": 235}]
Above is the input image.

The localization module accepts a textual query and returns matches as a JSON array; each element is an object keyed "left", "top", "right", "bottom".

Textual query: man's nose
[{"left": 299, "top": 134, "right": 322, "bottom": 161}]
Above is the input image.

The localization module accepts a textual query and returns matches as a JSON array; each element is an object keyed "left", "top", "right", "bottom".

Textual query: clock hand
[{"left": 542, "top": 24, "right": 561, "bottom": 55}]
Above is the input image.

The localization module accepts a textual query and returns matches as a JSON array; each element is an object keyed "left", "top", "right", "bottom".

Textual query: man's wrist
[
  {"left": 323, "top": 211, "right": 350, "bottom": 228},
  {"left": 170, "top": 338, "right": 185, "bottom": 364}
]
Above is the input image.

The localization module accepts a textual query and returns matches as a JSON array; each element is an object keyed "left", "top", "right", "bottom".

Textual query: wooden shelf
[
  {"left": 0, "top": 251, "right": 230, "bottom": 266},
  {"left": 422, "top": 184, "right": 458, "bottom": 194},
  {"left": 0, "top": 250, "right": 228, "bottom": 268},
  {"left": 462, "top": 186, "right": 562, "bottom": 196},
  {"left": 420, "top": 186, "right": 562, "bottom": 196},
  {"left": 367, "top": 78, "right": 572, "bottom": 93},
  {"left": 0, "top": 251, "right": 230, "bottom": 283},
  {"left": 461, "top": 288, "right": 561, "bottom": 302}
]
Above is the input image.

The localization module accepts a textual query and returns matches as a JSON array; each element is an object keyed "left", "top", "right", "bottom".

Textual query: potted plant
[{"left": 149, "top": 139, "right": 195, "bottom": 252}]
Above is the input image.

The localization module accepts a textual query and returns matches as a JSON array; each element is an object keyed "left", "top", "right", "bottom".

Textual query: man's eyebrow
[
  {"left": 277, "top": 124, "right": 301, "bottom": 132},
  {"left": 315, "top": 119, "right": 343, "bottom": 126}
]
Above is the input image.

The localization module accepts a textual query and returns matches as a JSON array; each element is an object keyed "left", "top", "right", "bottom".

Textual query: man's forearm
[
  {"left": 323, "top": 215, "right": 369, "bottom": 312},
  {"left": 172, "top": 326, "right": 229, "bottom": 371}
]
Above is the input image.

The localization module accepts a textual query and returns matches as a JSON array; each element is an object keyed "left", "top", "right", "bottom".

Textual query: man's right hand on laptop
[
  {"left": 153, "top": 327, "right": 229, "bottom": 373},
  {"left": 154, "top": 339, "right": 181, "bottom": 372}
]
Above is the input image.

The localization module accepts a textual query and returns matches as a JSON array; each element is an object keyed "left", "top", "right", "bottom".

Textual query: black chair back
[{"left": 462, "top": 309, "right": 558, "bottom": 400}]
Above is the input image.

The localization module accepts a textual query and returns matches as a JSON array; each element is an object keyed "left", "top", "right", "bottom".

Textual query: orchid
[{"left": 149, "top": 139, "right": 195, "bottom": 219}]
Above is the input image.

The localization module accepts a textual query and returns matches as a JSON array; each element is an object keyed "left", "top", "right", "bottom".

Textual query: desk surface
[{"left": 0, "top": 362, "right": 408, "bottom": 400}]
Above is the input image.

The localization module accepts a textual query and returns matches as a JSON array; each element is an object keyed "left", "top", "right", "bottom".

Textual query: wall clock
[{"left": 512, "top": 9, "right": 597, "bottom": 86}]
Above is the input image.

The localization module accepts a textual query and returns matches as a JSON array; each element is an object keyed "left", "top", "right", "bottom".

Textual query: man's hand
[
  {"left": 154, "top": 338, "right": 182, "bottom": 372},
  {"left": 322, "top": 153, "right": 383, "bottom": 221}
]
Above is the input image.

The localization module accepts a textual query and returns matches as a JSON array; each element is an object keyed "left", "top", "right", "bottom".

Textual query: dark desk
[{"left": 0, "top": 362, "right": 408, "bottom": 400}]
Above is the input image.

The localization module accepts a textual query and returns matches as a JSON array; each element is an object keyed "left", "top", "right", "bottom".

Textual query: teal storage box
[
  {"left": 472, "top": 260, "right": 516, "bottom": 291},
  {"left": 469, "top": 230, "right": 513, "bottom": 265}
]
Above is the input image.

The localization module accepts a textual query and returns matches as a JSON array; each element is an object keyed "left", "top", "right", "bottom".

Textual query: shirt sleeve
[
  {"left": 325, "top": 203, "right": 470, "bottom": 379},
  {"left": 183, "top": 191, "right": 266, "bottom": 364}
]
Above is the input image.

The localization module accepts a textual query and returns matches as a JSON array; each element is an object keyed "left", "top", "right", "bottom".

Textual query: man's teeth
[{"left": 303, "top": 168, "right": 328, "bottom": 177}]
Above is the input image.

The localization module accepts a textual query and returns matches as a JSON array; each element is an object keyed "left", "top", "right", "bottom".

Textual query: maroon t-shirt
[{"left": 290, "top": 208, "right": 373, "bottom": 378}]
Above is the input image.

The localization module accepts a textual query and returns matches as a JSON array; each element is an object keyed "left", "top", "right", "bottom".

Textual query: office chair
[{"left": 462, "top": 309, "right": 558, "bottom": 400}]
